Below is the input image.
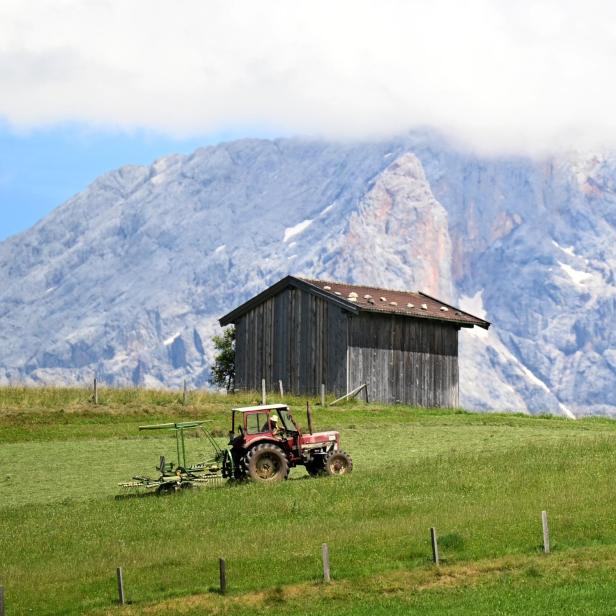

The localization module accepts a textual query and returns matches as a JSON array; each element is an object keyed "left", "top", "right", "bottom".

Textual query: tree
[{"left": 210, "top": 326, "right": 235, "bottom": 391}]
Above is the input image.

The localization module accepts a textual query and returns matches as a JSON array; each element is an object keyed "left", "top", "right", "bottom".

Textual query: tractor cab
[{"left": 229, "top": 404, "right": 299, "bottom": 447}]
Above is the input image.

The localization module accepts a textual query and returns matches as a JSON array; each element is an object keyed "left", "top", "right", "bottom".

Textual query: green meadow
[{"left": 1, "top": 386, "right": 616, "bottom": 615}]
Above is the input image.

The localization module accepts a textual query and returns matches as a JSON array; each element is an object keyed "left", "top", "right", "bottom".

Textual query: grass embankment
[{"left": 1, "top": 387, "right": 616, "bottom": 615}]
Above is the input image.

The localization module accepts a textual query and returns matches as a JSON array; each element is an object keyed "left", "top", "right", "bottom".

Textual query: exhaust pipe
[{"left": 306, "top": 401, "right": 314, "bottom": 435}]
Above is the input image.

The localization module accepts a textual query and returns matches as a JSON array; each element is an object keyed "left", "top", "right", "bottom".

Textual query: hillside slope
[
  {"left": 1, "top": 134, "right": 616, "bottom": 415},
  {"left": 2, "top": 389, "right": 616, "bottom": 615}
]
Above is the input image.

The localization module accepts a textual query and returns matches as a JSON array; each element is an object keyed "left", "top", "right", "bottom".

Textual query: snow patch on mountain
[
  {"left": 552, "top": 240, "right": 577, "bottom": 257},
  {"left": 319, "top": 202, "right": 337, "bottom": 216},
  {"left": 284, "top": 219, "right": 313, "bottom": 242},
  {"left": 163, "top": 332, "right": 181, "bottom": 346},
  {"left": 558, "top": 261, "right": 594, "bottom": 286}
]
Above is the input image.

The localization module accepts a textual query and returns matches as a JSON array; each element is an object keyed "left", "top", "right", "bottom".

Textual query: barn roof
[
  {"left": 300, "top": 278, "right": 490, "bottom": 329},
  {"left": 219, "top": 275, "right": 490, "bottom": 329}
]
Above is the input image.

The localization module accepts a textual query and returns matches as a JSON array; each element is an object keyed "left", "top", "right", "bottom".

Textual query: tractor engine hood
[{"left": 302, "top": 431, "right": 340, "bottom": 446}]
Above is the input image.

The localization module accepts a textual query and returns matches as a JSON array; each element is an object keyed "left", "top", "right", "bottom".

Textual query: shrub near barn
[{"left": 210, "top": 326, "right": 235, "bottom": 391}]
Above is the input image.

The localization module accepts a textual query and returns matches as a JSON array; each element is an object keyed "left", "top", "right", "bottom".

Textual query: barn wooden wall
[
  {"left": 348, "top": 312, "right": 459, "bottom": 407},
  {"left": 234, "top": 287, "right": 348, "bottom": 395}
]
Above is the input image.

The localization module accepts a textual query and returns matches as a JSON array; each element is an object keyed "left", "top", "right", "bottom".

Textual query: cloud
[{"left": 1, "top": 0, "right": 616, "bottom": 155}]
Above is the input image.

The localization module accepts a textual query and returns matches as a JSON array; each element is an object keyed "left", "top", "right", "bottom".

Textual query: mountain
[{"left": 1, "top": 134, "right": 615, "bottom": 417}]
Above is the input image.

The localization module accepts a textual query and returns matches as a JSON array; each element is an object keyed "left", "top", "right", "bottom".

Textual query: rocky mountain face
[{"left": 1, "top": 134, "right": 615, "bottom": 416}]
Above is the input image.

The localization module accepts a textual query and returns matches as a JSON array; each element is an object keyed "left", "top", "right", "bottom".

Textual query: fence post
[
  {"left": 321, "top": 383, "right": 325, "bottom": 407},
  {"left": 430, "top": 527, "right": 439, "bottom": 565},
  {"left": 219, "top": 558, "right": 227, "bottom": 594},
  {"left": 279, "top": 379, "right": 284, "bottom": 397},
  {"left": 261, "top": 379, "right": 266, "bottom": 405},
  {"left": 182, "top": 379, "right": 187, "bottom": 406},
  {"left": 321, "top": 543, "right": 331, "bottom": 583},
  {"left": 93, "top": 377, "right": 98, "bottom": 405},
  {"left": 116, "top": 567, "right": 126, "bottom": 605},
  {"left": 0, "top": 585, "right": 4, "bottom": 616},
  {"left": 542, "top": 511, "right": 550, "bottom": 554}
]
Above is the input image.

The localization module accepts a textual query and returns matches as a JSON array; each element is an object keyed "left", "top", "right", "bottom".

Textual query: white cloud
[{"left": 2, "top": 0, "right": 616, "bottom": 155}]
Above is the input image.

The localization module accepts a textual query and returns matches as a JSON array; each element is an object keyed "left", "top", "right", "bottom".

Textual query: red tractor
[{"left": 222, "top": 404, "right": 353, "bottom": 482}]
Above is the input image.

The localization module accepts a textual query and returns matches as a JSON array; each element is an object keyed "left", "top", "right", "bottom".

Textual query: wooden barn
[{"left": 219, "top": 276, "right": 490, "bottom": 407}]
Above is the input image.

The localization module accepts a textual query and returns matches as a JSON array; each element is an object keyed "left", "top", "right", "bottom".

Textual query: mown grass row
[
  {"left": 2, "top": 388, "right": 616, "bottom": 614},
  {"left": 5, "top": 440, "right": 616, "bottom": 614}
]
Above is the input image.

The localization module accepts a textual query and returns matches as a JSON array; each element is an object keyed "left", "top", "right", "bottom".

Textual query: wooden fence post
[
  {"left": 542, "top": 511, "right": 550, "bottom": 554},
  {"left": 320, "top": 383, "right": 325, "bottom": 407},
  {"left": 430, "top": 527, "right": 439, "bottom": 565},
  {"left": 182, "top": 380, "right": 187, "bottom": 406},
  {"left": 116, "top": 567, "right": 126, "bottom": 605},
  {"left": 219, "top": 558, "right": 227, "bottom": 594},
  {"left": 261, "top": 379, "right": 266, "bottom": 405},
  {"left": 279, "top": 379, "right": 284, "bottom": 397},
  {"left": 321, "top": 543, "right": 331, "bottom": 583},
  {"left": 0, "top": 585, "right": 5, "bottom": 616},
  {"left": 93, "top": 377, "right": 98, "bottom": 405}
]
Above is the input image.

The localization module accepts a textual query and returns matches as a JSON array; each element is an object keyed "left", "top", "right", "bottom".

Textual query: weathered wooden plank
[
  {"left": 288, "top": 288, "right": 296, "bottom": 393},
  {"left": 281, "top": 290, "right": 291, "bottom": 390},
  {"left": 326, "top": 307, "right": 347, "bottom": 395},
  {"left": 268, "top": 297, "right": 275, "bottom": 385},
  {"left": 299, "top": 289, "right": 309, "bottom": 393},
  {"left": 272, "top": 292, "right": 283, "bottom": 386}
]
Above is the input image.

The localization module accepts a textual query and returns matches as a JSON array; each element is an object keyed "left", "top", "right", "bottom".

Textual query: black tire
[
  {"left": 222, "top": 450, "right": 234, "bottom": 479},
  {"left": 223, "top": 449, "right": 247, "bottom": 481},
  {"left": 323, "top": 450, "right": 353, "bottom": 476},
  {"left": 244, "top": 443, "right": 289, "bottom": 482},
  {"left": 305, "top": 459, "right": 325, "bottom": 477},
  {"left": 156, "top": 482, "right": 178, "bottom": 495}
]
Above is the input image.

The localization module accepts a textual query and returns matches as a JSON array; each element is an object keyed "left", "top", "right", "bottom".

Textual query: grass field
[{"left": 1, "top": 386, "right": 616, "bottom": 615}]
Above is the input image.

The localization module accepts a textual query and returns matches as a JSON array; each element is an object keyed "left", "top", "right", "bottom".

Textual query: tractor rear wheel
[
  {"left": 245, "top": 443, "right": 289, "bottom": 482},
  {"left": 323, "top": 450, "right": 353, "bottom": 476}
]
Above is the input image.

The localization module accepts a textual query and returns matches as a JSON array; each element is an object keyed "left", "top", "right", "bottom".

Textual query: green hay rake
[{"left": 119, "top": 421, "right": 226, "bottom": 494}]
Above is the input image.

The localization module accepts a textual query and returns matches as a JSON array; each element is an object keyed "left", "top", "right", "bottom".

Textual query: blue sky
[{"left": 0, "top": 124, "right": 266, "bottom": 241}]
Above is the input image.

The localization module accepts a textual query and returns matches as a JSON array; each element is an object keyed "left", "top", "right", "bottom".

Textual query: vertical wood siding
[
  {"left": 234, "top": 286, "right": 348, "bottom": 395},
  {"left": 348, "top": 312, "right": 459, "bottom": 407}
]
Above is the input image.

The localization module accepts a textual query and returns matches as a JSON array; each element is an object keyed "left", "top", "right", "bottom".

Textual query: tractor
[
  {"left": 118, "top": 403, "right": 352, "bottom": 494},
  {"left": 222, "top": 403, "right": 353, "bottom": 482}
]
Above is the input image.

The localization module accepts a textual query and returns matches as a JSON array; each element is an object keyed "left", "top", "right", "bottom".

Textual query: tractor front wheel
[
  {"left": 245, "top": 443, "right": 289, "bottom": 482},
  {"left": 323, "top": 450, "right": 353, "bottom": 476}
]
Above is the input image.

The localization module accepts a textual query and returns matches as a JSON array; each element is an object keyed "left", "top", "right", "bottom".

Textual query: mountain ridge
[{"left": 2, "top": 134, "right": 615, "bottom": 416}]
